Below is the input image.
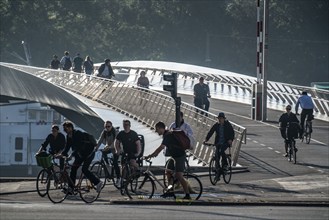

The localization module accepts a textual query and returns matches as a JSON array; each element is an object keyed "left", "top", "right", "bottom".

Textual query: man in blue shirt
[{"left": 295, "top": 91, "right": 314, "bottom": 137}]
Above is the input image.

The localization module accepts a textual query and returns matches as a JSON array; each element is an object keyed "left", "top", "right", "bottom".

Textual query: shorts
[{"left": 167, "top": 155, "right": 186, "bottom": 173}]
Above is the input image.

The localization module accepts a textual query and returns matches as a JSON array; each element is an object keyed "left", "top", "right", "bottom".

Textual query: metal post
[
  {"left": 262, "top": 0, "right": 269, "bottom": 121},
  {"left": 175, "top": 97, "right": 181, "bottom": 129}
]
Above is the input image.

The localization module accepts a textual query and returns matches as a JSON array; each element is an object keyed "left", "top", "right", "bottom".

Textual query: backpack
[
  {"left": 171, "top": 130, "right": 191, "bottom": 151},
  {"left": 287, "top": 122, "right": 300, "bottom": 139},
  {"left": 63, "top": 57, "right": 72, "bottom": 70},
  {"left": 82, "top": 132, "right": 97, "bottom": 147}
]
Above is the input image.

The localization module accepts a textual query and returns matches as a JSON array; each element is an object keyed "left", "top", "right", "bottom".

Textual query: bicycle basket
[{"left": 35, "top": 154, "right": 52, "bottom": 168}]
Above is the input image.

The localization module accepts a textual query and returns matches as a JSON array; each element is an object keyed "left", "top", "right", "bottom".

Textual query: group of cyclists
[
  {"left": 36, "top": 90, "right": 314, "bottom": 200},
  {"left": 279, "top": 91, "right": 315, "bottom": 156}
]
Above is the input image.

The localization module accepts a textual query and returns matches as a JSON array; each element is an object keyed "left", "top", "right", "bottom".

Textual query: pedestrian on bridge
[
  {"left": 83, "top": 55, "right": 94, "bottom": 75},
  {"left": 97, "top": 58, "right": 115, "bottom": 79},
  {"left": 137, "top": 70, "right": 150, "bottom": 89},
  {"left": 50, "top": 55, "right": 60, "bottom": 69},
  {"left": 73, "top": 53, "right": 84, "bottom": 73},
  {"left": 60, "top": 51, "right": 72, "bottom": 71},
  {"left": 193, "top": 77, "right": 211, "bottom": 116}
]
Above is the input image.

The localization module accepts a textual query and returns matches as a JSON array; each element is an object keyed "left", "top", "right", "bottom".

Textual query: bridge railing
[
  {"left": 0, "top": 62, "right": 247, "bottom": 166},
  {"left": 106, "top": 61, "right": 329, "bottom": 121}
]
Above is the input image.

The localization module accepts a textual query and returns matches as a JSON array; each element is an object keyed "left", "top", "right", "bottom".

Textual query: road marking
[
  {"left": 260, "top": 144, "right": 266, "bottom": 146},
  {"left": 252, "top": 140, "right": 259, "bottom": 143},
  {"left": 275, "top": 175, "right": 329, "bottom": 191},
  {"left": 268, "top": 147, "right": 273, "bottom": 150},
  {"left": 274, "top": 151, "right": 281, "bottom": 154}
]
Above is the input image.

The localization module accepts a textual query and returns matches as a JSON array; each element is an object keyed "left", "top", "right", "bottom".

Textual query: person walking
[
  {"left": 169, "top": 111, "right": 195, "bottom": 149},
  {"left": 73, "top": 53, "right": 84, "bottom": 73},
  {"left": 60, "top": 51, "right": 72, "bottom": 71},
  {"left": 83, "top": 55, "right": 94, "bottom": 75},
  {"left": 61, "top": 121, "right": 102, "bottom": 193},
  {"left": 50, "top": 55, "right": 60, "bottom": 69},
  {"left": 147, "top": 121, "right": 191, "bottom": 200},
  {"left": 96, "top": 120, "right": 121, "bottom": 185},
  {"left": 295, "top": 91, "right": 314, "bottom": 137},
  {"left": 97, "top": 58, "right": 115, "bottom": 79},
  {"left": 204, "top": 112, "right": 235, "bottom": 176},
  {"left": 193, "top": 77, "right": 211, "bottom": 116},
  {"left": 279, "top": 105, "right": 300, "bottom": 157}
]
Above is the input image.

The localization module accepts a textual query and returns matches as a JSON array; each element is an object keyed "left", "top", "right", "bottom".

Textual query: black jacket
[
  {"left": 62, "top": 130, "right": 95, "bottom": 158},
  {"left": 205, "top": 120, "right": 235, "bottom": 145},
  {"left": 97, "top": 63, "right": 114, "bottom": 79}
]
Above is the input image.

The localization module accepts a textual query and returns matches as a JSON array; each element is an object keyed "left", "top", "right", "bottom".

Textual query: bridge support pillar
[{"left": 251, "top": 83, "right": 263, "bottom": 120}]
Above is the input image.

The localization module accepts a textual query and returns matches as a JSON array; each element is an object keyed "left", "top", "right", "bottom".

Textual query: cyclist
[
  {"left": 203, "top": 112, "right": 235, "bottom": 177},
  {"left": 147, "top": 121, "right": 191, "bottom": 200},
  {"left": 115, "top": 120, "right": 142, "bottom": 179},
  {"left": 36, "top": 125, "right": 66, "bottom": 170},
  {"left": 295, "top": 91, "right": 314, "bottom": 138},
  {"left": 279, "top": 105, "right": 300, "bottom": 157},
  {"left": 61, "top": 121, "right": 103, "bottom": 193},
  {"left": 96, "top": 120, "right": 121, "bottom": 186}
]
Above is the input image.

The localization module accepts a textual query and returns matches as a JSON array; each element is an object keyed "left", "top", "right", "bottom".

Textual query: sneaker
[
  {"left": 283, "top": 153, "right": 288, "bottom": 157},
  {"left": 115, "top": 178, "right": 121, "bottom": 187},
  {"left": 160, "top": 191, "right": 175, "bottom": 198},
  {"left": 294, "top": 148, "right": 298, "bottom": 152},
  {"left": 96, "top": 181, "right": 103, "bottom": 193},
  {"left": 182, "top": 195, "right": 191, "bottom": 200}
]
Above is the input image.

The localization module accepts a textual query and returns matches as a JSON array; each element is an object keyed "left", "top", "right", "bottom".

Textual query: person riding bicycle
[
  {"left": 37, "top": 125, "right": 66, "bottom": 170},
  {"left": 115, "top": 120, "right": 142, "bottom": 181},
  {"left": 279, "top": 105, "right": 300, "bottom": 157},
  {"left": 295, "top": 91, "right": 314, "bottom": 138},
  {"left": 204, "top": 112, "right": 235, "bottom": 176},
  {"left": 96, "top": 120, "right": 121, "bottom": 186},
  {"left": 61, "top": 121, "right": 103, "bottom": 193},
  {"left": 147, "top": 121, "right": 192, "bottom": 200}
]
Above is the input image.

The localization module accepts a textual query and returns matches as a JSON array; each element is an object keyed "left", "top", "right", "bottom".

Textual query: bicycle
[
  {"left": 46, "top": 156, "right": 100, "bottom": 203},
  {"left": 286, "top": 138, "right": 297, "bottom": 164},
  {"left": 125, "top": 156, "right": 202, "bottom": 201},
  {"left": 286, "top": 122, "right": 300, "bottom": 164},
  {"left": 204, "top": 142, "right": 232, "bottom": 185},
  {"left": 163, "top": 155, "right": 190, "bottom": 188},
  {"left": 302, "top": 118, "right": 313, "bottom": 144},
  {"left": 91, "top": 152, "right": 137, "bottom": 195},
  {"left": 90, "top": 150, "right": 121, "bottom": 190},
  {"left": 35, "top": 153, "right": 60, "bottom": 197}
]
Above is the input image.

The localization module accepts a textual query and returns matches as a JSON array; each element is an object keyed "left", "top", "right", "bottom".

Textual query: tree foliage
[{"left": 0, "top": 0, "right": 327, "bottom": 86}]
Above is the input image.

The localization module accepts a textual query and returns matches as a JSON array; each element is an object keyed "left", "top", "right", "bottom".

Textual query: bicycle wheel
[
  {"left": 223, "top": 156, "right": 232, "bottom": 184},
  {"left": 120, "top": 164, "right": 132, "bottom": 195},
  {"left": 79, "top": 172, "right": 99, "bottom": 203},
  {"left": 208, "top": 157, "right": 218, "bottom": 185},
  {"left": 90, "top": 162, "right": 107, "bottom": 189},
  {"left": 164, "top": 158, "right": 189, "bottom": 188},
  {"left": 305, "top": 124, "right": 311, "bottom": 144},
  {"left": 125, "top": 173, "right": 155, "bottom": 200},
  {"left": 47, "top": 171, "right": 68, "bottom": 203},
  {"left": 288, "top": 143, "right": 293, "bottom": 162},
  {"left": 174, "top": 174, "right": 202, "bottom": 201},
  {"left": 36, "top": 169, "right": 50, "bottom": 197}
]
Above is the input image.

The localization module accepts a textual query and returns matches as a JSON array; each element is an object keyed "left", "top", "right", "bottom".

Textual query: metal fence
[{"left": 0, "top": 62, "right": 247, "bottom": 166}]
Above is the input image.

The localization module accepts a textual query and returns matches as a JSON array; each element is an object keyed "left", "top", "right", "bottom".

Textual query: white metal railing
[
  {"left": 0, "top": 62, "right": 247, "bottom": 166},
  {"left": 100, "top": 61, "right": 328, "bottom": 121}
]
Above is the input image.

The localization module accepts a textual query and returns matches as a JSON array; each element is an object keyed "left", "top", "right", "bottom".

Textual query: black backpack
[{"left": 63, "top": 57, "right": 72, "bottom": 70}]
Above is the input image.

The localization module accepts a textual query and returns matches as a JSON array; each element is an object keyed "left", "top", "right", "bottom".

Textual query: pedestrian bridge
[{"left": 1, "top": 61, "right": 328, "bottom": 167}]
